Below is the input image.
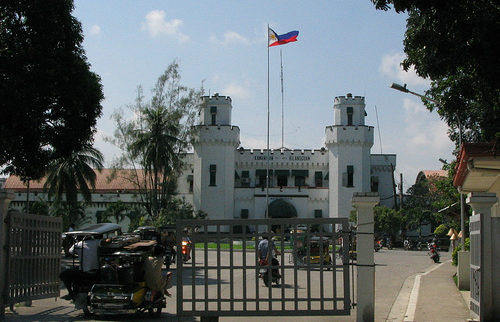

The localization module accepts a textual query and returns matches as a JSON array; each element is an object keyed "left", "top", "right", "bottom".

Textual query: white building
[
  {"left": 189, "top": 93, "right": 396, "bottom": 221},
  {"left": 4, "top": 93, "right": 396, "bottom": 230}
]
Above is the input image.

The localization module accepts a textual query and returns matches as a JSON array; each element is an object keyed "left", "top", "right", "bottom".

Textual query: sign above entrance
[{"left": 254, "top": 155, "right": 311, "bottom": 161}]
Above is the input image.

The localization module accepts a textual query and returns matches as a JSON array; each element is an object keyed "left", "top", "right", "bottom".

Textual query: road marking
[{"left": 403, "top": 259, "right": 450, "bottom": 322}]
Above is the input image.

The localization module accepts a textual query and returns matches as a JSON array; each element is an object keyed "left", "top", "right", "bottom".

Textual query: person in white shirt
[{"left": 60, "top": 235, "right": 102, "bottom": 299}]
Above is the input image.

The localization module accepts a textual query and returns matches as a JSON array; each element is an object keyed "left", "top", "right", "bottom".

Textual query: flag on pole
[{"left": 268, "top": 28, "right": 299, "bottom": 47}]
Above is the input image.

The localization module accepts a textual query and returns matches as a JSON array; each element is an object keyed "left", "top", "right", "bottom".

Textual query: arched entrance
[{"left": 267, "top": 199, "right": 297, "bottom": 232}]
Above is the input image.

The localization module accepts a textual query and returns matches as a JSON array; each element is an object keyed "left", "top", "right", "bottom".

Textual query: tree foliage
[
  {"left": 402, "top": 166, "right": 467, "bottom": 237},
  {"left": 374, "top": 206, "right": 402, "bottom": 239},
  {"left": 107, "top": 61, "right": 204, "bottom": 221},
  {"left": 0, "top": 0, "right": 104, "bottom": 180},
  {"left": 372, "top": 0, "right": 500, "bottom": 144},
  {"left": 43, "top": 144, "right": 104, "bottom": 207}
]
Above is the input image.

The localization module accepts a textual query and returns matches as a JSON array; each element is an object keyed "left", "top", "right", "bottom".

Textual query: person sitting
[
  {"left": 144, "top": 245, "right": 172, "bottom": 297},
  {"left": 60, "top": 234, "right": 102, "bottom": 300},
  {"left": 257, "top": 233, "right": 281, "bottom": 278}
]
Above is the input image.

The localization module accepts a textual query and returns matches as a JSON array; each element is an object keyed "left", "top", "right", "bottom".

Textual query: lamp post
[{"left": 390, "top": 82, "right": 466, "bottom": 249}]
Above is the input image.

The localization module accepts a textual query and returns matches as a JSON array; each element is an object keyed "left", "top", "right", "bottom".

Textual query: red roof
[
  {"left": 453, "top": 142, "right": 499, "bottom": 187},
  {"left": 4, "top": 169, "right": 145, "bottom": 192},
  {"left": 415, "top": 170, "right": 448, "bottom": 185}
]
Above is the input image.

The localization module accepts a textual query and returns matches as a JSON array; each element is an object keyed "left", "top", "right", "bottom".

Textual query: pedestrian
[
  {"left": 59, "top": 234, "right": 102, "bottom": 300},
  {"left": 144, "top": 245, "right": 172, "bottom": 297}
]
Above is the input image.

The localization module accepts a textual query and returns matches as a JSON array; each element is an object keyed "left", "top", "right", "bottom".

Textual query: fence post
[
  {"left": 466, "top": 192, "right": 498, "bottom": 321},
  {"left": 0, "top": 191, "right": 14, "bottom": 319},
  {"left": 352, "top": 192, "right": 379, "bottom": 322}
]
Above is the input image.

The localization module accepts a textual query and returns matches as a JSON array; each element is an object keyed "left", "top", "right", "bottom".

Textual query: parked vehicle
[
  {"left": 259, "top": 257, "right": 281, "bottom": 287},
  {"left": 289, "top": 234, "right": 333, "bottom": 268},
  {"left": 63, "top": 224, "right": 168, "bottom": 317},
  {"left": 403, "top": 238, "right": 412, "bottom": 251},
  {"left": 385, "top": 237, "right": 393, "bottom": 250},
  {"left": 374, "top": 239, "right": 382, "bottom": 252},
  {"left": 428, "top": 243, "right": 440, "bottom": 263},
  {"left": 181, "top": 237, "right": 192, "bottom": 263},
  {"left": 88, "top": 244, "right": 166, "bottom": 317}
]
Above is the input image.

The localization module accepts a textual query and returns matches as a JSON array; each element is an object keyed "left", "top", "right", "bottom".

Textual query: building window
[
  {"left": 275, "top": 170, "right": 289, "bottom": 188},
  {"left": 347, "top": 165, "right": 354, "bottom": 187},
  {"left": 277, "top": 175, "right": 287, "bottom": 187},
  {"left": 210, "top": 106, "right": 217, "bottom": 125},
  {"left": 258, "top": 175, "right": 266, "bottom": 187},
  {"left": 315, "top": 171, "right": 323, "bottom": 187},
  {"left": 241, "top": 170, "right": 250, "bottom": 187},
  {"left": 294, "top": 176, "right": 306, "bottom": 187},
  {"left": 314, "top": 209, "right": 323, "bottom": 218},
  {"left": 209, "top": 164, "right": 216, "bottom": 186},
  {"left": 371, "top": 176, "right": 379, "bottom": 192},
  {"left": 241, "top": 209, "right": 249, "bottom": 219},
  {"left": 347, "top": 107, "right": 353, "bottom": 125}
]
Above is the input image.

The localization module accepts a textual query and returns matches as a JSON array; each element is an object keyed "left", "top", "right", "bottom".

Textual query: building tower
[
  {"left": 192, "top": 94, "right": 240, "bottom": 221},
  {"left": 325, "top": 93, "right": 374, "bottom": 218}
]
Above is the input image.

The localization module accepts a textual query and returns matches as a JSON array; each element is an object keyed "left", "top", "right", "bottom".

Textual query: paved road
[{"left": 5, "top": 248, "right": 450, "bottom": 321}]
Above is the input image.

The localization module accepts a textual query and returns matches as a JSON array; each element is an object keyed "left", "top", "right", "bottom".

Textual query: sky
[{"left": 73, "top": 0, "right": 455, "bottom": 191}]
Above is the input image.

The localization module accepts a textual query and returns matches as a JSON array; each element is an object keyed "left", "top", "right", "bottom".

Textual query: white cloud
[
  {"left": 210, "top": 31, "right": 249, "bottom": 45},
  {"left": 223, "top": 83, "right": 250, "bottom": 100},
  {"left": 379, "top": 52, "right": 430, "bottom": 87},
  {"left": 142, "top": 10, "right": 189, "bottom": 42},
  {"left": 89, "top": 25, "right": 101, "bottom": 36},
  {"left": 402, "top": 98, "right": 451, "bottom": 151}
]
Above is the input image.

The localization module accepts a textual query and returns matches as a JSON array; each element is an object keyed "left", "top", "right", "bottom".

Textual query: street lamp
[{"left": 390, "top": 82, "right": 466, "bottom": 249}]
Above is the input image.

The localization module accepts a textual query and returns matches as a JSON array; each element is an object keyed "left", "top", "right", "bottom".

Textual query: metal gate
[
  {"left": 5, "top": 212, "right": 62, "bottom": 304},
  {"left": 176, "top": 218, "right": 352, "bottom": 319},
  {"left": 469, "top": 213, "right": 481, "bottom": 319}
]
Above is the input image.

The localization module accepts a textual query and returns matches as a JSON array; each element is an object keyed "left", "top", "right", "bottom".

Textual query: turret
[
  {"left": 199, "top": 93, "right": 232, "bottom": 126},
  {"left": 192, "top": 94, "right": 240, "bottom": 225},
  {"left": 325, "top": 93, "right": 374, "bottom": 218}
]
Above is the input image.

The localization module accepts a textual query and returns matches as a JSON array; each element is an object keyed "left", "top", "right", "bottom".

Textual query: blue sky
[{"left": 74, "top": 0, "right": 455, "bottom": 190}]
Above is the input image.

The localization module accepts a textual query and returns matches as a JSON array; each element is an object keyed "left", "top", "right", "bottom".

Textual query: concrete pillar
[
  {"left": 0, "top": 191, "right": 14, "bottom": 318},
  {"left": 467, "top": 192, "right": 498, "bottom": 321},
  {"left": 352, "top": 192, "right": 379, "bottom": 322},
  {"left": 457, "top": 251, "right": 470, "bottom": 290}
]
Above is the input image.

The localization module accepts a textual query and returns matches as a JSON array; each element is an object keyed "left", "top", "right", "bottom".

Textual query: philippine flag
[{"left": 268, "top": 28, "right": 299, "bottom": 47}]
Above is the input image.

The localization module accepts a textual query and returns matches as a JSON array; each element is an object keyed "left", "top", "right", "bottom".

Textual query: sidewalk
[{"left": 412, "top": 260, "right": 472, "bottom": 322}]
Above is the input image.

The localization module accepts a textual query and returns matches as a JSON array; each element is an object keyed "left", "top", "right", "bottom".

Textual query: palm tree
[
  {"left": 44, "top": 145, "right": 104, "bottom": 213},
  {"left": 131, "top": 106, "right": 182, "bottom": 218}
]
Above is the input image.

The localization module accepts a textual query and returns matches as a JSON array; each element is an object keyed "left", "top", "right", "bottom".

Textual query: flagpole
[
  {"left": 280, "top": 49, "right": 284, "bottom": 149},
  {"left": 266, "top": 25, "right": 270, "bottom": 219}
]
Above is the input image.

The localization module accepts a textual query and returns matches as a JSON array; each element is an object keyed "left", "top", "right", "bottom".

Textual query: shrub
[
  {"left": 452, "top": 237, "right": 470, "bottom": 266},
  {"left": 434, "top": 224, "right": 448, "bottom": 236}
]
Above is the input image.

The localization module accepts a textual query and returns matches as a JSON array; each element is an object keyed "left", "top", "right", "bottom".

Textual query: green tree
[
  {"left": 374, "top": 206, "right": 402, "bottom": 240},
  {"left": 102, "top": 201, "right": 130, "bottom": 224},
  {"left": 107, "top": 61, "right": 204, "bottom": 221},
  {"left": 372, "top": 0, "right": 500, "bottom": 144},
  {"left": 50, "top": 201, "right": 90, "bottom": 231},
  {"left": 152, "top": 199, "right": 207, "bottom": 227},
  {"left": 0, "top": 0, "right": 104, "bottom": 181},
  {"left": 43, "top": 145, "right": 104, "bottom": 223}
]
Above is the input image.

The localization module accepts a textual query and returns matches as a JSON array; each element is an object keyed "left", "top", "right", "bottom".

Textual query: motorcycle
[
  {"left": 181, "top": 238, "right": 192, "bottom": 263},
  {"left": 386, "top": 238, "right": 393, "bottom": 250},
  {"left": 164, "top": 245, "right": 175, "bottom": 269},
  {"left": 428, "top": 243, "right": 440, "bottom": 263},
  {"left": 374, "top": 240, "right": 382, "bottom": 252},
  {"left": 259, "top": 257, "right": 281, "bottom": 287},
  {"left": 403, "top": 239, "right": 412, "bottom": 251}
]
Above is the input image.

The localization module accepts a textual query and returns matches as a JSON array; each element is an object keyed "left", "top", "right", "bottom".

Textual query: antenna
[{"left": 374, "top": 105, "right": 383, "bottom": 154}]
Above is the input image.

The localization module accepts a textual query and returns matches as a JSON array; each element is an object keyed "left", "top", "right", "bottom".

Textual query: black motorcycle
[{"left": 259, "top": 257, "right": 281, "bottom": 287}]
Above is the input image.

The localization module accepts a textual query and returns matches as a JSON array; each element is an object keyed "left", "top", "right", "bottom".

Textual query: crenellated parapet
[
  {"left": 324, "top": 125, "right": 374, "bottom": 146},
  {"left": 192, "top": 125, "right": 240, "bottom": 146}
]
